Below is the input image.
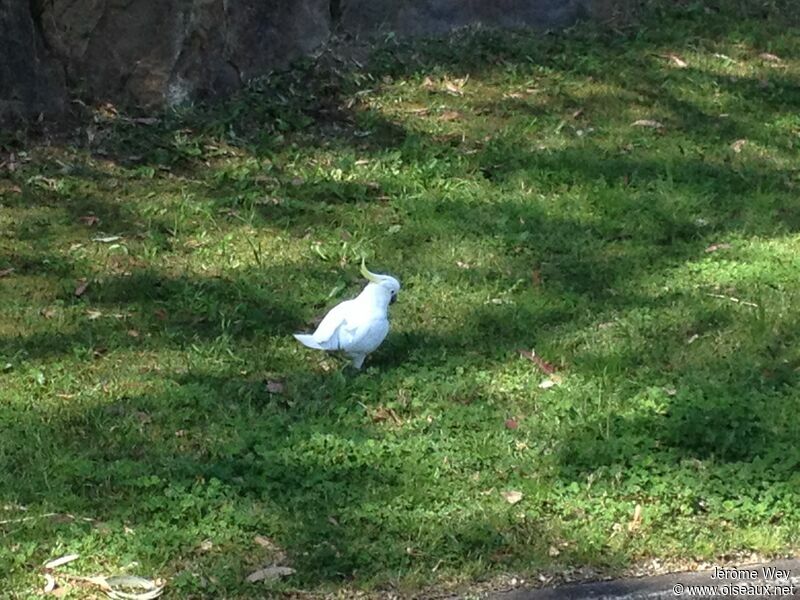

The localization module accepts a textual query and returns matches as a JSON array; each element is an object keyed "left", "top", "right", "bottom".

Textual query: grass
[{"left": 2, "top": 1, "right": 800, "bottom": 597}]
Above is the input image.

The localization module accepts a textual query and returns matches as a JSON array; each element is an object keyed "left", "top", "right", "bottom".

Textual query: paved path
[{"left": 489, "top": 559, "right": 800, "bottom": 599}]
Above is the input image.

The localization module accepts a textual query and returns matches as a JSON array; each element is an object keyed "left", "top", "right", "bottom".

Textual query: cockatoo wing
[
  {"left": 337, "top": 317, "right": 390, "bottom": 355},
  {"left": 297, "top": 300, "right": 355, "bottom": 350}
]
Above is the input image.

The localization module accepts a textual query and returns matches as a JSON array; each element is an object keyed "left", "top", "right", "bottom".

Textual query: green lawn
[{"left": 2, "top": 2, "right": 800, "bottom": 597}]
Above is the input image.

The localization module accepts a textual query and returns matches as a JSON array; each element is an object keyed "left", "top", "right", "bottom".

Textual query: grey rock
[
  {"left": 0, "top": 0, "right": 67, "bottom": 123},
  {"left": 3, "top": 0, "right": 617, "bottom": 118},
  {"left": 338, "top": 0, "right": 593, "bottom": 37},
  {"left": 39, "top": 0, "right": 330, "bottom": 109}
]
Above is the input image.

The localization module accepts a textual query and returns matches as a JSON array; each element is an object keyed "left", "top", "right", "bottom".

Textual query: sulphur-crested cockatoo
[{"left": 294, "top": 260, "right": 400, "bottom": 369}]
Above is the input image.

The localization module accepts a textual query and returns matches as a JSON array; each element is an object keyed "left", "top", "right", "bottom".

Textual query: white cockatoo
[{"left": 294, "top": 260, "right": 400, "bottom": 369}]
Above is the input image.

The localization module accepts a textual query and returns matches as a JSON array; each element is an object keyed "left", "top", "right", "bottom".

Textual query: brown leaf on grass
[
  {"left": 134, "top": 411, "right": 151, "bottom": 424},
  {"left": 628, "top": 503, "right": 643, "bottom": 531},
  {"left": 632, "top": 119, "right": 665, "bottom": 129},
  {"left": 705, "top": 242, "right": 732, "bottom": 253},
  {"left": 9, "top": 185, "right": 22, "bottom": 194},
  {"left": 730, "top": 139, "right": 747, "bottom": 153},
  {"left": 531, "top": 269, "right": 542, "bottom": 287},
  {"left": 501, "top": 490, "right": 523, "bottom": 505},
  {"left": 421, "top": 76, "right": 436, "bottom": 90},
  {"left": 518, "top": 349, "right": 556, "bottom": 375},
  {"left": 153, "top": 308, "right": 168, "bottom": 320},
  {"left": 372, "top": 406, "right": 403, "bottom": 426},
  {"left": 548, "top": 545, "right": 561, "bottom": 557},
  {"left": 127, "top": 329, "right": 140, "bottom": 338},
  {"left": 85, "top": 309, "right": 102, "bottom": 320},
  {"left": 759, "top": 52, "right": 782, "bottom": 63},
  {"left": 253, "top": 535, "right": 288, "bottom": 563},
  {"left": 571, "top": 108, "right": 584, "bottom": 119},
  {"left": 246, "top": 566, "right": 295, "bottom": 583},
  {"left": 74, "top": 279, "right": 89, "bottom": 297},
  {"left": 439, "top": 110, "right": 462, "bottom": 122},
  {"left": 667, "top": 54, "right": 688, "bottom": 68},
  {"left": 504, "top": 418, "right": 519, "bottom": 430},
  {"left": 0, "top": 267, "right": 14, "bottom": 278},
  {"left": 265, "top": 380, "right": 284, "bottom": 394},
  {"left": 41, "top": 307, "right": 57, "bottom": 319},
  {"left": 78, "top": 215, "right": 100, "bottom": 226}
]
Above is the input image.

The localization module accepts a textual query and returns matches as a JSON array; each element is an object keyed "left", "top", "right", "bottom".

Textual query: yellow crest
[{"left": 360, "top": 258, "right": 382, "bottom": 283}]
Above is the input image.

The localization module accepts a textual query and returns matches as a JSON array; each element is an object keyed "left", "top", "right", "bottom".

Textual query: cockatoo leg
[{"left": 350, "top": 354, "right": 366, "bottom": 369}]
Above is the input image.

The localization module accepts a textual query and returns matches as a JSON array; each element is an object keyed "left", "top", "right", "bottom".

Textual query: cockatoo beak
[{"left": 360, "top": 258, "right": 382, "bottom": 283}]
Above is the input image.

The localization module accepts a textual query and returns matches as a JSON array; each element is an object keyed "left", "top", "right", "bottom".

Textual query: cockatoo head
[{"left": 361, "top": 259, "right": 400, "bottom": 304}]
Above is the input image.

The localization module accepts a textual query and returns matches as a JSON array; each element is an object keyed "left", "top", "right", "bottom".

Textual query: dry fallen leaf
[
  {"left": 153, "top": 308, "right": 168, "bottom": 320},
  {"left": 43, "top": 573, "right": 57, "bottom": 593},
  {"left": 0, "top": 267, "right": 15, "bottom": 278},
  {"left": 730, "top": 139, "right": 747, "bottom": 153},
  {"left": 372, "top": 406, "right": 403, "bottom": 426},
  {"left": 667, "top": 54, "right": 688, "bottom": 68},
  {"left": 134, "top": 411, "right": 152, "bottom": 424},
  {"left": 628, "top": 503, "right": 643, "bottom": 531},
  {"left": 502, "top": 490, "right": 523, "bottom": 505},
  {"left": 91, "top": 235, "right": 121, "bottom": 243},
  {"left": 531, "top": 269, "right": 542, "bottom": 287},
  {"left": 518, "top": 349, "right": 556, "bottom": 375},
  {"left": 265, "top": 380, "right": 284, "bottom": 394},
  {"left": 246, "top": 566, "right": 296, "bottom": 583},
  {"left": 504, "top": 418, "right": 519, "bottom": 430},
  {"left": 41, "top": 307, "right": 57, "bottom": 319},
  {"left": 127, "top": 329, "right": 140, "bottom": 338},
  {"left": 548, "top": 545, "right": 561, "bottom": 557},
  {"left": 759, "top": 52, "right": 782, "bottom": 63},
  {"left": 632, "top": 119, "right": 665, "bottom": 129},
  {"left": 44, "top": 554, "right": 80, "bottom": 569},
  {"left": 198, "top": 539, "right": 213, "bottom": 552},
  {"left": 74, "top": 279, "right": 89, "bottom": 297},
  {"left": 79, "top": 215, "right": 100, "bottom": 226},
  {"left": 705, "top": 242, "right": 732, "bottom": 253},
  {"left": 439, "top": 110, "right": 462, "bottom": 121}
]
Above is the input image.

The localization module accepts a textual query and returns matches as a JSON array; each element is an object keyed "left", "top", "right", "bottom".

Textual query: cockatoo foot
[{"left": 350, "top": 354, "right": 366, "bottom": 370}]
